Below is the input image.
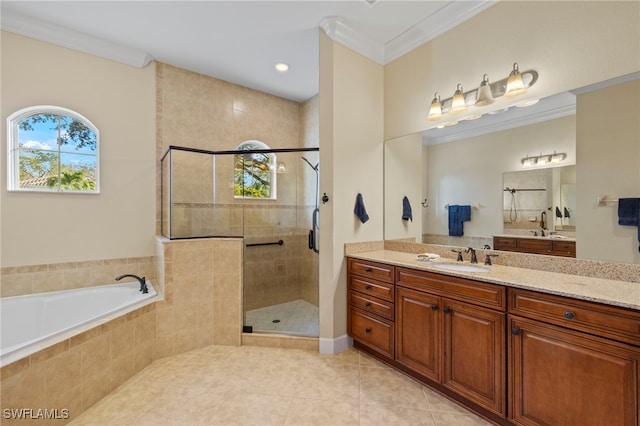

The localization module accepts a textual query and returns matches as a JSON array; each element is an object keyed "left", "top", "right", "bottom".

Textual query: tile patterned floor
[
  {"left": 245, "top": 300, "right": 319, "bottom": 337},
  {"left": 69, "top": 345, "right": 492, "bottom": 426}
]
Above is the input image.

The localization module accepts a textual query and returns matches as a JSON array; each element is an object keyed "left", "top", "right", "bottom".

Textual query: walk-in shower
[{"left": 161, "top": 145, "right": 319, "bottom": 337}]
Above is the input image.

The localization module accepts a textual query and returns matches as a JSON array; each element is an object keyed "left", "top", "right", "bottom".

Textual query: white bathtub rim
[{"left": 0, "top": 281, "right": 161, "bottom": 368}]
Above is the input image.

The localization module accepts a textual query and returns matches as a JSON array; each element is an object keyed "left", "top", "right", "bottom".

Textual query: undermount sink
[{"left": 431, "top": 263, "right": 490, "bottom": 273}]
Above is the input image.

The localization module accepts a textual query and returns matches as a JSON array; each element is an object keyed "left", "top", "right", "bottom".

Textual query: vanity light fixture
[
  {"left": 426, "top": 62, "right": 538, "bottom": 122},
  {"left": 504, "top": 63, "right": 526, "bottom": 97},
  {"left": 450, "top": 84, "right": 468, "bottom": 114},
  {"left": 427, "top": 93, "right": 444, "bottom": 121},
  {"left": 521, "top": 151, "right": 567, "bottom": 167},
  {"left": 475, "top": 74, "right": 495, "bottom": 106}
]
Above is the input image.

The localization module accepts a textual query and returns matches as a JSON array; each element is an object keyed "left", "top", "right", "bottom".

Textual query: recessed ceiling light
[{"left": 275, "top": 63, "right": 289, "bottom": 72}]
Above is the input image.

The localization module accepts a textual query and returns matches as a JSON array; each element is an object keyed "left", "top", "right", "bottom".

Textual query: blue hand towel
[
  {"left": 402, "top": 196, "right": 412, "bottom": 222},
  {"left": 618, "top": 198, "right": 640, "bottom": 251},
  {"left": 448, "top": 205, "right": 471, "bottom": 236},
  {"left": 618, "top": 198, "right": 640, "bottom": 226},
  {"left": 354, "top": 193, "right": 369, "bottom": 224}
]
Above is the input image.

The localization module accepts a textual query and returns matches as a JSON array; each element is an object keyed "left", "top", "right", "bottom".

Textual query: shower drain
[{"left": 272, "top": 319, "right": 281, "bottom": 323}]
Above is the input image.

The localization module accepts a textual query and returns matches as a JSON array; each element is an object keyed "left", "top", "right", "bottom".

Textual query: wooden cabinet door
[
  {"left": 443, "top": 299, "right": 506, "bottom": 417},
  {"left": 396, "top": 286, "right": 441, "bottom": 382},
  {"left": 509, "top": 315, "right": 640, "bottom": 426}
]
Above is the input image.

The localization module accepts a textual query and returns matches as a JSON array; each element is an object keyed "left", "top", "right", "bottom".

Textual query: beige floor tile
[
  {"left": 422, "top": 387, "right": 472, "bottom": 415},
  {"left": 67, "top": 345, "right": 485, "bottom": 426},
  {"left": 360, "top": 400, "right": 436, "bottom": 426},
  {"left": 431, "top": 411, "right": 493, "bottom": 426},
  {"left": 204, "top": 392, "right": 291, "bottom": 425},
  {"left": 285, "top": 397, "right": 360, "bottom": 426},
  {"left": 359, "top": 366, "right": 429, "bottom": 410}
]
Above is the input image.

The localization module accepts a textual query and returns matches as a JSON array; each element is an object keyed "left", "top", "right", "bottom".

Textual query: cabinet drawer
[
  {"left": 349, "top": 291, "right": 394, "bottom": 321},
  {"left": 509, "top": 288, "right": 640, "bottom": 346},
  {"left": 552, "top": 240, "right": 576, "bottom": 255},
  {"left": 349, "top": 307, "right": 394, "bottom": 358},
  {"left": 348, "top": 258, "right": 395, "bottom": 283},
  {"left": 396, "top": 267, "right": 506, "bottom": 310},
  {"left": 349, "top": 275, "right": 394, "bottom": 302},
  {"left": 516, "top": 238, "right": 552, "bottom": 252},
  {"left": 494, "top": 237, "right": 517, "bottom": 249}
]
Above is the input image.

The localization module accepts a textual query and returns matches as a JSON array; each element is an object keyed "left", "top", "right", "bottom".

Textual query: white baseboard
[{"left": 319, "top": 334, "right": 353, "bottom": 354}]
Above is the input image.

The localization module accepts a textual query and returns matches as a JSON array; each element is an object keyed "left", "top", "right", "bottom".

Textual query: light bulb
[
  {"left": 450, "top": 84, "right": 467, "bottom": 114},
  {"left": 427, "top": 92, "right": 443, "bottom": 120},
  {"left": 504, "top": 63, "right": 527, "bottom": 98}
]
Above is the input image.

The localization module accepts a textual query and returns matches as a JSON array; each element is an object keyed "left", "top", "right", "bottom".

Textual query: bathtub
[{"left": 0, "top": 280, "right": 157, "bottom": 367}]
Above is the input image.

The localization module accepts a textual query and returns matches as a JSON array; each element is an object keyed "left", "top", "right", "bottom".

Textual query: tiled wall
[
  {"left": 155, "top": 237, "right": 243, "bottom": 359},
  {"left": 0, "top": 304, "right": 155, "bottom": 426},
  {"left": 156, "top": 63, "right": 319, "bottom": 312},
  {"left": 0, "top": 256, "right": 156, "bottom": 298}
]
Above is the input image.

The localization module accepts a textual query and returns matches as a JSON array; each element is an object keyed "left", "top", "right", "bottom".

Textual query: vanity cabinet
[
  {"left": 347, "top": 258, "right": 395, "bottom": 360},
  {"left": 508, "top": 288, "right": 640, "bottom": 426},
  {"left": 395, "top": 268, "right": 507, "bottom": 417},
  {"left": 493, "top": 236, "right": 575, "bottom": 257}
]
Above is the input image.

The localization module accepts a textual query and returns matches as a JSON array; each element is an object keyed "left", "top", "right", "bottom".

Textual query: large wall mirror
[{"left": 384, "top": 74, "right": 640, "bottom": 264}]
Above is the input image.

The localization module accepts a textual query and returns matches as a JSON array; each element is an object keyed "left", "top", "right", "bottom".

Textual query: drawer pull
[
  {"left": 364, "top": 284, "right": 372, "bottom": 290},
  {"left": 365, "top": 267, "right": 372, "bottom": 272},
  {"left": 365, "top": 327, "right": 372, "bottom": 334},
  {"left": 443, "top": 307, "right": 451, "bottom": 314},
  {"left": 364, "top": 302, "right": 372, "bottom": 307},
  {"left": 511, "top": 327, "right": 521, "bottom": 336},
  {"left": 564, "top": 311, "right": 576, "bottom": 320},
  {"left": 431, "top": 304, "right": 438, "bottom": 311}
]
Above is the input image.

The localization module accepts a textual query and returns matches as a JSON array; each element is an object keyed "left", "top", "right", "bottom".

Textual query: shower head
[{"left": 301, "top": 156, "right": 319, "bottom": 171}]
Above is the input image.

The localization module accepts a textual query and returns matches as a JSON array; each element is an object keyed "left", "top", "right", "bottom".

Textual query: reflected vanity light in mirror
[{"left": 521, "top": 152, "right": 567, "bottom": 167}]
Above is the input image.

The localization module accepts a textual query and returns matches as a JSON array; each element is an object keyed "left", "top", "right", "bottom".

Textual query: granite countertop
[
  {"left": 493, "top": 234, "right": 576, "bottom": 242},
  {"left": 348, "top": 250, "right": 640, "bottom": 311}
]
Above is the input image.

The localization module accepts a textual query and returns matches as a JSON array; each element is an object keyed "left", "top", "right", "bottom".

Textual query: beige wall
[
  {"left": 423, "top": 116, "right": 576, "bottom": 240},
  {"left": 319, "top": 32, "right": 384, "bottom": 346},
  {"left": 384, "top": 132, "right": 422, "bottom": 241},
  {"left": 577, "top": 80, "right": 640, "bottom": 263},
  {"left": 1, "top": 31, "right": 156, "bottom": 267},
  {"left": 384, "top": 1, "right": 640, "bottom": 140}
]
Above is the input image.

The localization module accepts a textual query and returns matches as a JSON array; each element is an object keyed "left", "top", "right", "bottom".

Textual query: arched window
[
  {"left": 234, "top": 140, "right": 276, "bottom": 199},
  {"left": 7, "top": 106, "right": 99, "bottom": 193}
]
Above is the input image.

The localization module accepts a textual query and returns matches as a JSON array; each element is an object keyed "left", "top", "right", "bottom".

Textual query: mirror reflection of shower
[{"left": 301, "top": 157, "right": 319, "bottom": 253}]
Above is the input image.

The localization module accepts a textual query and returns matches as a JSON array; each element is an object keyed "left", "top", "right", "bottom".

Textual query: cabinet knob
[
  {"left": 511, "top": 327, "right": 521, "bottom": 335},
  {"left": 364, "top": 302, "right": 372, "bottom": 308},
  {"left": 364, "top": 285, "right": 372, "bottom": 290},
  {"left": 443, "top": 307, "right": 451, "bottom": 314},
  {"left": 564, "top": 311, "right": 576, "bottom": 320},
  {"left": 365, "top": 267, "right": 372, "bottom": 272},
  {"left": 431, "top": 304, "right": 438, "bottom": 311},
  {"left": 365, "top": 327, "right": 372, "bottom": 334}
]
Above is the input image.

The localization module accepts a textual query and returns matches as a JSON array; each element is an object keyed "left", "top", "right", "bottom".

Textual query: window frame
[
  {"left": 233, "top": 140, "right": 277, "bottom": 200},
  {"left": 7, "top": 105, "right": 100, "bottom": 194}
]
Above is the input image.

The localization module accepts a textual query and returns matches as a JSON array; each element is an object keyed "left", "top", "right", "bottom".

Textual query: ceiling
[{"left": 0, "top": 0, "right": 495, "bottom": 102}]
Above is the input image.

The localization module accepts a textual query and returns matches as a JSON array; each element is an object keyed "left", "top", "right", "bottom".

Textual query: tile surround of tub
[
  {"left": 0, "top": 304, "right": 155, "bottom": 426},
  {"left": 0, "top": 256, "right": 156, "bottom": 298},
  {"left": 155, "top": 237, "right": 243, "bottom": 360}
]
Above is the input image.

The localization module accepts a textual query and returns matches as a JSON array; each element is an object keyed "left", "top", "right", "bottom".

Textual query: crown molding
[
  {"left": 385, "top": 0, "right": 497, "bottom": 64},
  {"left": 319, "top": 16, "right": 385, "bottom": 65},
  {"left": 0, "top": 9, "right": 154, "bottom": 68},
  {"left": 425, "top": 103, "right": 576, "bottom": 146},
  {"left": 570, "top": 71, "right": 640, "bottom": 95}
]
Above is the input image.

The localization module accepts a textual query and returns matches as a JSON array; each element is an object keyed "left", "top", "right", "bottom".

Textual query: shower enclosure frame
[{"left": 161, "top": 145, "right": 320, "bottom": 240}]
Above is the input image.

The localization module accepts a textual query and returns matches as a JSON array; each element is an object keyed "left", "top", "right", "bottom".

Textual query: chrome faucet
[
  {"left": 465, "top": 247, "right": 478, "bottom": 264},
  {"left": 115, "top": 274, "right": 148, "bottom": 294}
]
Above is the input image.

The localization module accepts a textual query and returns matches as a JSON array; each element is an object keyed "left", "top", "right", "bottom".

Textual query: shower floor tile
[{"left": 245, "top": 299, "right": 319, "bottom": 337}]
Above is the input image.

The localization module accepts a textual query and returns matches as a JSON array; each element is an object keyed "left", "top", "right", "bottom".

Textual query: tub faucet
[{"left": 115, "top": 274, "right": 148, "bottom": 294}]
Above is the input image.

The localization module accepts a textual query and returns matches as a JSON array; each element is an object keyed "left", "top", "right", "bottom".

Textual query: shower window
[
  {"left": 7, "top": 106, "right": 99, "bottom": 193},
  {"left": 234, "top": 140, "right": 277, "bottom": 199}
]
